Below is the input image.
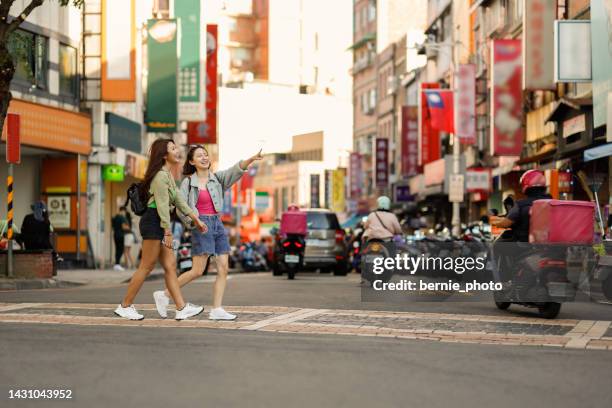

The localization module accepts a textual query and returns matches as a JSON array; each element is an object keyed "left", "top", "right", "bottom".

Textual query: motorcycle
[{"left": 275, "top": 234, "right": 305, "bottom": 280}]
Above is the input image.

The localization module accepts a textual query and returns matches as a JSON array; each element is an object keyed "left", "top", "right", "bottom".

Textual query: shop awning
[
  {"left": 346, "top": 33, "right": 375, "bottom": 50},
  {"left": 584, "top": 143, "right": 612, "bottom": 162}
]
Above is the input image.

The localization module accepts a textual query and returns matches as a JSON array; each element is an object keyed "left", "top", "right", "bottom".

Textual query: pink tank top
[{"left": 196, "top": 189, "right": 217, "bottom": 215}]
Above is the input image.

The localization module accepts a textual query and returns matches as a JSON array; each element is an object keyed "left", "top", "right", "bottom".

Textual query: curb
[{"left": 0, "top": 279, "right": 84, "bottom": 291}]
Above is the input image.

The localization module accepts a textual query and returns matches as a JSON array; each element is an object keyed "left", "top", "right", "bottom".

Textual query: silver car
[{"left": 303, "top": 209, "right": 348, "bottom": 275}]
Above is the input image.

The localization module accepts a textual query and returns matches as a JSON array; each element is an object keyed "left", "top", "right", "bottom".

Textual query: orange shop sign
[{"left": 1, "top": 99, "right": 91, "bottom": 155}]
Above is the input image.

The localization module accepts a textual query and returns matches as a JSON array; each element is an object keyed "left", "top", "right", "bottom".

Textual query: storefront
[
  {"left": 87, "top": 112, "right": 144, "bottom": 268},
  {"left": 1, "top": 99, "right": 92, "bottom": 265}
]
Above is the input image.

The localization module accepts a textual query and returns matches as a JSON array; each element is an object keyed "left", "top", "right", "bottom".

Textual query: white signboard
[
  {"left": 554, "top": 21, "right": 592, "bottom": 83},
  {"left": 47, "top": 196, "right": 71, "bottom": 229},
  {"left": 465, "top": 169, "right": 491, "bottom": 192},
  {"left": 448, "top": 175, "right": 465, "bottom": 203}
]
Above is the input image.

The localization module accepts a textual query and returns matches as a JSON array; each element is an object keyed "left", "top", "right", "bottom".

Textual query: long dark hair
[
  {"left": 141, "top": 138, "right": 174, "bottom": 200},
  {"left": 183, "top": 144, "right": 210, "bottom": 176}
]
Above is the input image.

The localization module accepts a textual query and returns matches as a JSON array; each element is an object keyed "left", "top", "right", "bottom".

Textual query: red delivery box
[
  {"left": 280, "top": 205, "right": 307, "bottom": 236},
  {"left": 529, "top": 199, "right": 595, "bottom": 244}
]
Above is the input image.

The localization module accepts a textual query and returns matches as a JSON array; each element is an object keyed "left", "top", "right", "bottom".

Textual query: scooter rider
[
  {"left": 489, "top": 169, "right": 551, "bottom": 242},
  {"left": 363, "top": 196, "right": 402, "bottom": 242}
]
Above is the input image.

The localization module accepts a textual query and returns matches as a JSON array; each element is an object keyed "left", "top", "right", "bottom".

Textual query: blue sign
[{"left": 395, "top": 185, "right": 414, "bottom": 203}]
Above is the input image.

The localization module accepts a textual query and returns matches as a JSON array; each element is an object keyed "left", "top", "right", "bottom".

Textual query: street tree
[{"left": 0, "top": 0, "right": 83, "bottom": 133}]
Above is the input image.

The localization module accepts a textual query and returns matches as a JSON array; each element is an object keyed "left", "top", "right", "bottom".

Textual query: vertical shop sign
[
  {"left": 491, "top": 39, "right": 523, "bottom": 156},
  {"left": 204, "top": 24, "right": 218, "bottom": 144},
  {"left": 591, "top": 0, "right": 612, "bottom": 132},
  {"left": 374, "top": 138, "right": 389, "bottom": 188},
  {"left": 174, "top": 0, "right": 205, "bottom": 120},
  {"left": 332, "top": 169, "right": 346, "bottom": 213},
  {"left": 102, "top": 0, "right": 136, "bottom": 101},
  {"left": 310, "top": 174, "right": 321, "bottom": 208},
  {"left": 523, "top": 0, "right": 556, "bottom": 90},
  {"left": 146, "top": 19, "right": 178, "bottom": 132},
  {"left": 324, "top": 170, "right": 333, "bottom": 209},
  {"left": 456, "top": 64, "right": 477, "bottom": 144},
  {"left": 349, "top": 153, "right": 362, "bottom": 198},
  {"left": 401, "top": 106, "right": 419, "bottom": 176}
]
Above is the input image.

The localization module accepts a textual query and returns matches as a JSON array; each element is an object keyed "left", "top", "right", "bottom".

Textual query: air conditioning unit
[
  {"left": 387, "top": 76, "right": 399, "bottom": 96},
  {"left": 364, "top": 105, "right": 375, "bottom": 115},
  {"left": 426, "top": 47, "right": 438, "bottom": 59}
]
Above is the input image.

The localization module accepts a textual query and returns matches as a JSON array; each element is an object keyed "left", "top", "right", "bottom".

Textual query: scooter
[
  {"left": 240, "top": 242, "right": 267, "bottom": 272},
  {"left": 277, "top": 234, "right": 305, "bottom": 280},
  {"left": 492, "top": 241, "right": 575, "bottom": 319},
  {"left": 176, "top": 230, "right": 193, "bottom": 275}
]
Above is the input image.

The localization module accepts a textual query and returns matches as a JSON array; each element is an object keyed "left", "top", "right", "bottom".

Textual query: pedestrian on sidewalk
[
  {"left": 153, "top": 144, "right": 263, "bottom": 321},
  {"left": 20, "top": 201, "right": 63, "bottom": 262},
  {"left": 122, "top": 208, "right": 138, "bottom": 269},
  {"left": 115, "top": 138, "right": 208, "bottom": 321},
  {"left": 111, "top": 207, "right": 130, "bottom": 271}
]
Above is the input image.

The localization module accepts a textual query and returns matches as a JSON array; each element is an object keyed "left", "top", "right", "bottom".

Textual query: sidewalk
[
  {"left": 1, "top": 265, "right": 243, "bottom": 290},
  {"left": 0, "top": 302, "right": 610, "bottom": 350}
]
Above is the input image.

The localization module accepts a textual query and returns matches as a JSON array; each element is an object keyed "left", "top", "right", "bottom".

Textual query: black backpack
[{"left": 126, "top": 183, "right": 148, "bottom": 216}]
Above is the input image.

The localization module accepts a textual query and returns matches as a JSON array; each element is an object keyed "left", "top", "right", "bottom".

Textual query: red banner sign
[
  {"left": 419, "top": 83, "right": 440, "bottom": 165},
  {"left": 349, "top": 152, "right": 363, "bottom": 198},
  {"left": 401, "top": 106, "right": 419, "bottom": 176},
  {"left": 374, "top": 138, "right": 389, "bottom": 188},
  {"left": 456, "top": 64, "right": 476, "bottom": 144},
  {"left": 491, "top": 39, "right": 523, "bottom": 156},
  {"left": 5, "top": 113, "right": 20, "bottom": 164},
  {"left": 189, "top": 24, "right": 218, "bottom": 145},
  {"left": 187, "top": 121, "right": 217, "bottom": 144}
]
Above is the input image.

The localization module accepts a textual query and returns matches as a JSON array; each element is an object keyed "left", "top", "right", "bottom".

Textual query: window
[
  {"left": 368, "top": 0, "right": 376, "bottom": 22},
  {"left": 8, "top": 29, "right": 49, "bottom": 89},
  {"left": 306, "top": 212, "right": 340, "bottom": 230},
  {"left": 227, "top": 17, "right": 238, "bottom": 33},
  {"left": 369, "top": 88, "right": 376, "bottom": 109},
  {"left": 59, "top": 44, "right": 77, "bottom": 97}
]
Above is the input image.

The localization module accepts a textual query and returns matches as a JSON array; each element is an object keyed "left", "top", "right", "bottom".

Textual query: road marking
[
  {"left": 241, "top": 308, "right": 328, "bottom": 331},
  {"left": 0, "top": 303, "right": 45, "bottom": 312},
  {"left": 565, "top": 321, "right": 611, "bottom": 349}
]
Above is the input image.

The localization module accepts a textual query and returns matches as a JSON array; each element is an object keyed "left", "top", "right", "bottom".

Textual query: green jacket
[{"left": 148, "top": 168, "right": 195, "bottom": 229}]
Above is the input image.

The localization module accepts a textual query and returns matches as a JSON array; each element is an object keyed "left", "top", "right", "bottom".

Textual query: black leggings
[{"left": 114, "top": 235, "right": 124, "bottom": 265}]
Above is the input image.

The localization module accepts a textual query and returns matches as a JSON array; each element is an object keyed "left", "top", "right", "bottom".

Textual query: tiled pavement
[{"left": 0, "top": 303, "right": 611, "bottom": 351}]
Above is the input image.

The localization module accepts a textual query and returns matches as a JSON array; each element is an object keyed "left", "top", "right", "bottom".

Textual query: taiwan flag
[{"left": 425, "top": 90, "right": 455, "bottom": 133}]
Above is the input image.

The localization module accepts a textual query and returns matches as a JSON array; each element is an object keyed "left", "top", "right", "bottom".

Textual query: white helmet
[{"left": 376, "top": 196, "right": 391, "bottom": 210}]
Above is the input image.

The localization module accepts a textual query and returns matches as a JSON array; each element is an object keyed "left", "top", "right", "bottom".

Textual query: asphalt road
[
  {"left": 2, "top": 323, "right": 611, "bottom": 408},
  {"left": 1, "top": 272, "right": 611, "bottom": 321},
  {"left": 1, "top": 272, "right": 612, "bottom": 408}
]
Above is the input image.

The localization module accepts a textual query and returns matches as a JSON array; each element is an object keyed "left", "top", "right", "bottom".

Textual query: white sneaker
[
  {"left": 175, "top": 303, "right": 204, "bottom": 320},
  {"left": 153, "top": 291, "right": 170, "bottom": 318},
  {"left": 113, "top": 264, "right": 125, "bottom": 271},
  {"left": 209, "top": 307, "right": 236, "bottom": 321},
  {"left": 114, "top": 304, "right": 144, "bottom": 320}
]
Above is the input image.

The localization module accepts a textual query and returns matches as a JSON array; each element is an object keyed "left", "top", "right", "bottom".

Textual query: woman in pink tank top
[{"left": 154, "top": 145, "right": 263, "bottom": 321}]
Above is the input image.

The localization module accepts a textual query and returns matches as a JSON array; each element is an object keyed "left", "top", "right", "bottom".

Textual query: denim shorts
[
  {"left": 139, "top": 208, "right": 164, "bottom": 241},
  {"left": 191, "top": 215, "right": 231, "bottom": 256}
]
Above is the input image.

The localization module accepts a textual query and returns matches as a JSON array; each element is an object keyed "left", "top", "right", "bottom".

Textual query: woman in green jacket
[{"left": 115, "top": 138, "right": 207, "bottom": 321}]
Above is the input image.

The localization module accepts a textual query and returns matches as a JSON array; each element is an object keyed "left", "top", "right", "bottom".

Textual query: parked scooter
[
  {"left": 239, "top": 242, "right": 267, "bottom": 272},
  {"left": 176, "top": 230, "right": 193, "bottom": 275}
]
